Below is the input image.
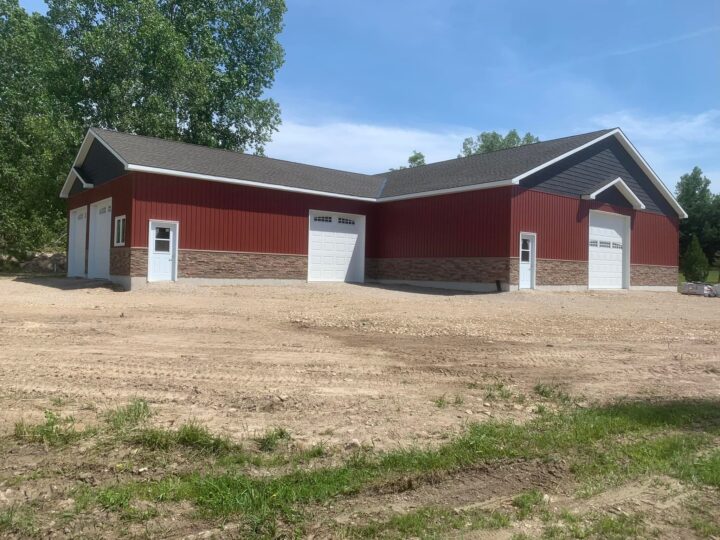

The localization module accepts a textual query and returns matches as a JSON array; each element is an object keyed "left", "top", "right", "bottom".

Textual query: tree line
[{"left": 0, "top": 0, "right": 286, "bottom": 259}]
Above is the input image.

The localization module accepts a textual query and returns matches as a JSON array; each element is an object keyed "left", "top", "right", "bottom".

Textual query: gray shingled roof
[{"left": 90, "top": 127, "right": 615, "bottom": 199}]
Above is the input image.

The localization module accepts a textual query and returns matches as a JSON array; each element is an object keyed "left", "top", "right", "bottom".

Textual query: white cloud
[
  {"left": 590, "top": 109, "right": 720, "bottom": 191},
  {"left": 265, "top": 120, "right": 468, "bottom": 174}
]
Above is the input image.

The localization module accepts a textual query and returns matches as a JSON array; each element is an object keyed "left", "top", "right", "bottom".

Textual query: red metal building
[{"left": 61, "top": 127, "right": 685, "bottom": 291}]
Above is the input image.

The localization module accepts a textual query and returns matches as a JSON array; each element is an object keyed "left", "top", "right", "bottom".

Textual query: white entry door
[
  {"left": 589, "top": 211, "right": 628, "bottom": 289},
  {"left": 148, "top": 221, "right": 178, "bottom": 282},
  {"left": 519, "top": 233, "right": 536, "bottom": 289},
  {"left": 308, "top": 211, "right": 365, "bottom": 282},
  {"left": 87, "top": 198, "right": 112, "bottom": 279},
  {"left": 67, "top": 206, "right": 87, "bottom": 277}
]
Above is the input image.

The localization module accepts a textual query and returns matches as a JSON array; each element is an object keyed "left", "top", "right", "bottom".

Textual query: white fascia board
[
  {"left": 510, "top": 129, "right": 620, "bottom": 185},
  {"left": 59, "top": 130, "right": 95, "bottom": 198},
  {"left": 611, "top": 129, "right": 688, "bottom": 219},
  {"left": 582, "top": 177, "right": 645, "bottom": 210},
  {"left": 125, "top": 164, "right": 378, "bottom": 202},
  {"left": 377, "top": 179, "right": 515, "bottom": 202}
]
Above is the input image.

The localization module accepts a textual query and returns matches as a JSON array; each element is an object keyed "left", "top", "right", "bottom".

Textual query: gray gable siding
[
  {"left": 520, "top": 137, "right": 676, "bottom": 217},
  {"left": 594, "top": 185, "right": 633, "bottom": 208},
  {"left": 78, "top": 139, "right": 126, "bottom": 186}
]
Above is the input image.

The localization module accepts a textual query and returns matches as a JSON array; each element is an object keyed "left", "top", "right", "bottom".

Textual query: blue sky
[{"left": 20, "top": 0, "right": 720, "bottom": 191}]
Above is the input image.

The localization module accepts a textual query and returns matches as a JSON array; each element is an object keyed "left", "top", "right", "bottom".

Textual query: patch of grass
[
  {"left": 542, "top": 511, "right": 647, "bottom": 539},
  {"left": 467, "top": 382, "right": 480, "bottom": 390},
  {"left": 14, "top": 411, "right": 94, "bottom": 446},
  {"left": 433, "top": 395, "right": 448, "bottom": 408},
  {"left": 534, "top": 382, "right": 572, "bottom": 404},
  {"left": 105, "top": 399, "right": 151, "bottom": 431},
  {"left": 344, "top": 506, "right": 510, "bottom": 538},
  {"left": 686, "top": 449, "right": 720, "bottom": 487},
  {"left": 0, "top": 506, "right": 37, "bottom": 537},
  {"left": 255, "top": 427, "right": 290, "bottom": 452},
  {"left": 453, "top": 395, "right": 464, "bottom": 406},
  {"left": 512, "top": 489, "right": 545, "bottom": 519},
  {"left": 485, "top": 382, "right": 512, "bottom": 401},
  {"left": 130, "top": 422, "right": 233, "bottom": 455},
  {"left": 88, "top": 400, "right": 720, "bottom": 536}
]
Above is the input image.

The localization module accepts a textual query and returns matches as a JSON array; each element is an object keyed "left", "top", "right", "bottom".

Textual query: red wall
[
  {"left": 130, "top": 173, "right": 374, "bottom": 254},
  {"left": 511, "top": 187, "right": 678, "bottom": 266},
  {"left": 371, "top": 187, "right": 513, "bottom": 258}
]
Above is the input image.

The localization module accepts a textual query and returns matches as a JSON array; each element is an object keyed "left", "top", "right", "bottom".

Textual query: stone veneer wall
[
  {"left": 536, "top": 258, "right": 588, "bottom": 286},
  {"left": 366, "top": 257, "right": 512, "bottom": 284},
  {"left": 630, "top": 264, "right": 678, "bottom": 287},
  {"left": 178, "top": 250, "right": 306, "bottom": 279},
  {"left": 110, "top": 247, "right": 147, "bottom": 277}
]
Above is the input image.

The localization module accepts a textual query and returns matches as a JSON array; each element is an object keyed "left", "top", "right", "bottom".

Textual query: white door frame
[
  {"left": 588, "top": 210, "right": 631, "bottom": 289},
  {"left": 147, "top": 220, "right": 179, "bottom": 282},
  {"left": 88, "top": 197, "right": 112, "bottom": 279},
  {"left": 307, "top": 209, "right": 366, "bottom": 283},
  {"left": 519, "top": 232, "right": 537, "bottom": 290},
  {"left": 68, "top": 205, "right": 88, "bottom": 277}
]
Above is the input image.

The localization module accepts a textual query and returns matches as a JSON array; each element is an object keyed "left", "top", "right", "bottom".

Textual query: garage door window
[
  {"left": 338, "top": 217, "right": 355, "bottom": 225},
  {"left": 313, "top": 216, "right": 332, "bottom": 223}
]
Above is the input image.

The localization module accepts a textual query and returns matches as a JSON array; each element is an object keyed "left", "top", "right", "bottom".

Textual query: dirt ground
[{"left": 0, "top": 276, "right": 718, "bottom": 450}]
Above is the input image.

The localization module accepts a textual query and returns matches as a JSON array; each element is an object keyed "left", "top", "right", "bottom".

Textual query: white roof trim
[
  {"left": 377, "top": 179, "right": 515, "bottom": 202},
  {"left": 510, "top": 129, "right": 620, "bottom": 185},
  {"left": 582, "top": 177, "right": 645, "bottom": 210},
  {"left": 60, "top": 128, "right": 688, "bottom": 217},
  {"left": 611, "top": 129, "right": 687, "bottom": 219},
  {"left": 125, "top": 164, "right": 378, "bottom": 202}
]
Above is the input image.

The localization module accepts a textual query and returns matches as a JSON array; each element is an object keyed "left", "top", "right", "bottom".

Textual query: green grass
[
  {"left": 88, "top": 400, "right": 720, "bottom": 537},
  {"left": 542, "top": 511, "right": 647, "bottom": 539},
  {"left": 534, "top": 382, "right": 572, "bottom": 404},
  {"left": 104, "top": 399, "right": 151, "bottom": 431},
  {"left": 512, "top": 489, "right": 545, "bottom": 519},
  {"left": 484, "top": 382, "right": 512, "bottom": 401},
  {"left": 0, "top": 506, "right": 37, "bottom": 537},
  {"left": 344, "top": 507, "right": 511, "bottom": 539},
  {"left": 433, "top": 395, "right": 448, "bottom": 408},
  {"left": 13, "top": 411, "right": 95, "bottom": 446},
  {"left": 255, "top": 427, "right": 291, "bottom": 452},
  {"left": 130, "top": 422, "right": 233, "bottom": 455}
]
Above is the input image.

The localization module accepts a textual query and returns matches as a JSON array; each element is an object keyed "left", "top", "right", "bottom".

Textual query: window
[
  {"left": 612, "top": 242, "right": 623, "bottom": 249},
  {"left": 338, "top": 217, "right": 355, "bottom": 225},
  {"left": 154, "top": 227, "right": 170, "bottom": 252},
  {"left": 313, "top": 216, "right": 332, "bottom": 223},
  {"left": 589, "top": 240, "right": 599, "bottom": 247},
  {"left": 598, "top": 240, "right": 612, "bottom": 248},
  {"left": 114, "top": 215, "right": 126, "bottom": 246}
]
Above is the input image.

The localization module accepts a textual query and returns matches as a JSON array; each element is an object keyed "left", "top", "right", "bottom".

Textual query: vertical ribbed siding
[
  {"left": 511, "top": 187, "right": 679, "bottom": 266},
  {"left": 130, "top": 173, "right": 372, "bottom": 253},
  {"left": 371, "top": 187, "right": 513, "bottom": 258}
]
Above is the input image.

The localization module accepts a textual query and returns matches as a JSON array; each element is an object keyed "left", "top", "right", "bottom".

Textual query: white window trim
[{"left": 114, "top": 215, "right": 127, "bottom": 247}]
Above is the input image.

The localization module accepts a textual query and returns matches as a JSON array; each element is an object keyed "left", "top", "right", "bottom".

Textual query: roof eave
[{"left": 581, "top": 177, "right": 646, "bottom": 210}]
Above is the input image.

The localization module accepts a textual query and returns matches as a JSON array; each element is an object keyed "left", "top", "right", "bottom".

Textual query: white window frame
[{"left": 114, "top": 215, "right": 127, "bottom": 247}]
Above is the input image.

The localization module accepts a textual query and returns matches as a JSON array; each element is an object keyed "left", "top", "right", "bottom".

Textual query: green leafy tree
[
  {"left": 391, "top": 150, "right": 426, "bottom": 171},
  {"left": 681, "top": 235, "right": 710, "bottom": 282},
  {"left": 0, "top": 0, "right": 83, "bottom": 257},
  {"left": 46, "top": 0, "right": 286, "bottom": 153},
  {"left": 459, "top": 129, "right": 539, "bottom": 158},
  {"left": 0, "top": 0, "right": 286, "bottom": 258},
  {"left": 675, "top": 167, "right": 719, "bottom": 262}
]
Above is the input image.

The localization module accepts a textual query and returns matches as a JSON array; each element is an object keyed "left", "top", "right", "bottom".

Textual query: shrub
[{"left": 682, "top": 235, "right": 710, "bottom": 282}]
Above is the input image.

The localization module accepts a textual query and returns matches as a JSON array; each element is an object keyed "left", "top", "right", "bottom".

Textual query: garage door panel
[
  {"left": 308, "top": 211, "right": 365, "bottom": 282},
  {"left": 588, "top": 212, "right": 627, "bottom": 289}
]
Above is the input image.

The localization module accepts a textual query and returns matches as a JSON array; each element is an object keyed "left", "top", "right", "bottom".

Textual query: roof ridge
[{"left": 376, "top": 128, "right": 616, "bottom": 176}]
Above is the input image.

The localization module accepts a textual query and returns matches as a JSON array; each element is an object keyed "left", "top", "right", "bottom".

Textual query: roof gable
[{"left": 59, "top": 127, "right": 686, "bottom": 218}]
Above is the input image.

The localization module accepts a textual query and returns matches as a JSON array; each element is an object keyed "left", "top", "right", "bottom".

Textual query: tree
[
  {"left": 681, "top": 235, "right": 710, "bottom": 282},
  {"left": 675, "top": 167, "right": 719, "bottom": 262},
  {"left": 0, "top": 0, "right": 83, "bottom": 257},
  {"left": 46, "top": 0, "right": 286, "bottom": 153},
  {"left": 0, "top": 0, "right": 286, "bottom": 258},
  {"left": 459, "top": 129, "right": 539, "bottom": 158},
  {"left": 391, "top": 150, "right": 426, "bottom": 171}
]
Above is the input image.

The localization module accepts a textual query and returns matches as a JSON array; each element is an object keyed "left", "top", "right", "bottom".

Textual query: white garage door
[
  {"left": 308, "top": 211, "right": 365, "bottom": 282},
  {"left": 87, "top": 198, "right": 112, "bottom": 279},
  {"left": 588, "top": 211, "right": 628, "bottom": 289},
  {"left": 67, "top": 206, "right": 87, "bottom": 277}
]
